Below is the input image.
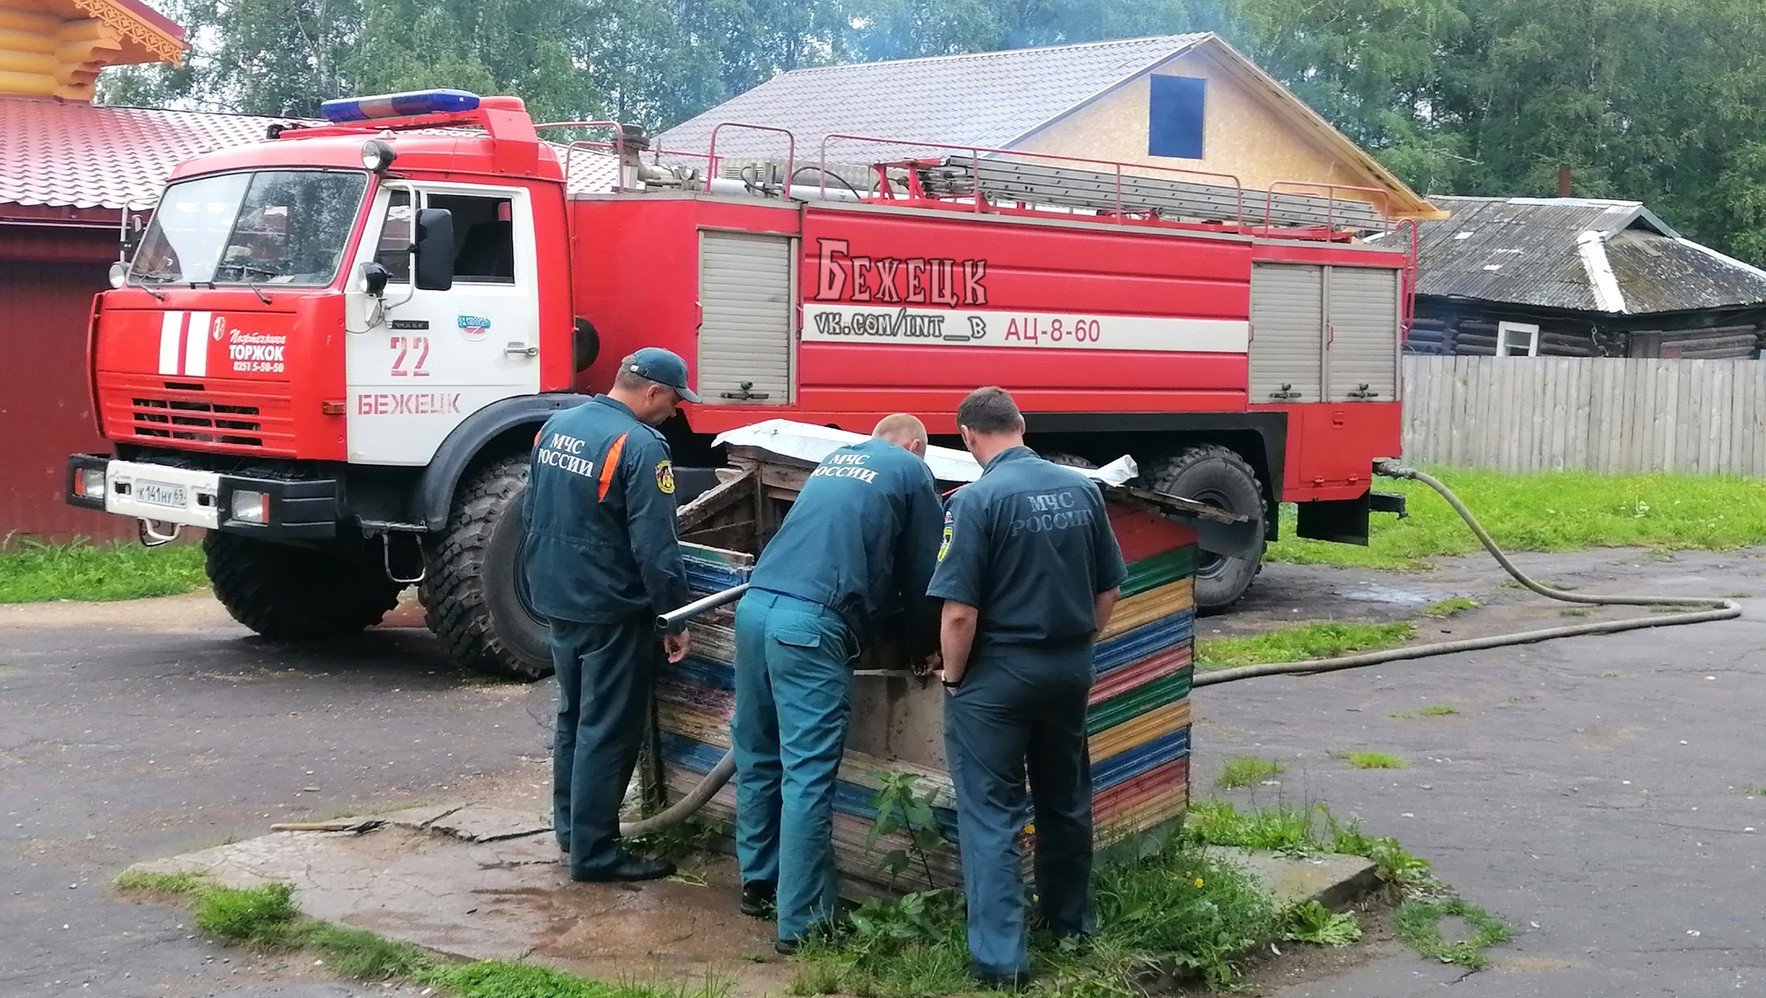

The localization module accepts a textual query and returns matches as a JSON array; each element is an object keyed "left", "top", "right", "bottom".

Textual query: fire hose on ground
[{"left": 621, "top": 462, "right": 1743, "bottom": 836}]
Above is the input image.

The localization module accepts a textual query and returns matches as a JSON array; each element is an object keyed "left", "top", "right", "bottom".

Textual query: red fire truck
[{"left": 67, "top": 89, "right": 1411, "bottom": 679}]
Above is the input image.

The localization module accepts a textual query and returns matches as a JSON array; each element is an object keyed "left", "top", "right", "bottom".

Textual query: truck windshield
[{"left": 129, "top": 170, "right": 369, "bottom": 288}]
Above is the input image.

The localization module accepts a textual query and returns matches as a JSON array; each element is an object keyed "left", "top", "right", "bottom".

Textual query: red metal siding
[{"left": 0, "top": 237, "right": 134, "bottom": 542}]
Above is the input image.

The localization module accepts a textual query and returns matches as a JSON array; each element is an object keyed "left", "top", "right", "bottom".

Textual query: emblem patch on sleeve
[
  {"left": 655, "top": 460, "right": 676, "bottom": 495},
  {"left": 938, "top": 510, "right": 954, "bottom": 562}
]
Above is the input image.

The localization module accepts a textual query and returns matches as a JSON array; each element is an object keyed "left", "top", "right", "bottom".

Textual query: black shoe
[
  {"left": 774, "top": 937, "right": 799, "bottom": 956},
  {"left": 969, "top": 965, "right": 1031, "bottom": 992},
  {"left": 741, "top": 880, "right": 777, "bottom": 918},
  {"left": 571, "top": 855, "right": 676, "bottom": 882}
]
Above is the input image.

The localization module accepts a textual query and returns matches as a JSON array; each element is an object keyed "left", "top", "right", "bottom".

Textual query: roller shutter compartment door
[
  {"left": 698, "top": 231, "right": 794, "bottom": 405},
  {"left": 1325, "top": 266, "right": 1401, "bottom": 402},
  {"left": 1248, "top": 262, "right": 1324, "bottom": 403}
]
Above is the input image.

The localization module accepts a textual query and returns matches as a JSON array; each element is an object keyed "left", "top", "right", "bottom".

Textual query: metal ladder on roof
[{"left": 919, "top": 155, "right": 1388, "bottom": 231}]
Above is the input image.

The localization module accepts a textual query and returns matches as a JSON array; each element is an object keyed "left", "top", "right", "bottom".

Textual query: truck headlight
[
  {"left": 231, "top": 489, "right": 270, "bottom": 524},
  {"left": 76, "top": 467, "right": 107, "bottom": 500}
]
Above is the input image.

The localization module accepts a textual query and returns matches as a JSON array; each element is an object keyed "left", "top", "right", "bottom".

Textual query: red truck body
[{"left": 68, "top": 91, "right": 1410, "bottom": 677}]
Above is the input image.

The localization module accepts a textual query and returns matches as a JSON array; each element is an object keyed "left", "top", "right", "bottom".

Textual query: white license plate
[{"left": 135, "top": 481, "right": 188, "bottom": 509}]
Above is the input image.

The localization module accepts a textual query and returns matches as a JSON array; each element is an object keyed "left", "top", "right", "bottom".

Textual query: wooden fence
[{"left": 1401, "top": 356, "right": 1766, "bottom": 475}]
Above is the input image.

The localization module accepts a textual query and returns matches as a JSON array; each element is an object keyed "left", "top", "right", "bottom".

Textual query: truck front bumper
[{"left": 66, "top": 454, "right": 340, "bottom": 541}]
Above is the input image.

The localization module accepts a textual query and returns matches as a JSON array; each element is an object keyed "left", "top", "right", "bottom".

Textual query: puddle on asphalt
[{"left": 1333, "top": 583, "right": 1445, "bottom": 607}]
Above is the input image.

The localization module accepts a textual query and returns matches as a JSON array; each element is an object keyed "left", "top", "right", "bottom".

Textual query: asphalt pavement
[
  {"left": 0, "top": 595, "right": 554, "bottom": 997},
  {"left": 1196, "top": 548, "right": 1766, "bottom": 997},
  {"left": 3, "top": 546, "right": 1765, "bottom": 997}
]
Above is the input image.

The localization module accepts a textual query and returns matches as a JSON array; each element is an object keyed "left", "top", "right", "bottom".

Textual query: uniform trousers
[
  {"left": 551, "top": 613, "right": 658, "bottom": 878},
  {"left": 943, "top": 643, "right": 1096, "bottom": 977},
  {"left": 731, "top": 589, "right": 856, "bottom": 942}
]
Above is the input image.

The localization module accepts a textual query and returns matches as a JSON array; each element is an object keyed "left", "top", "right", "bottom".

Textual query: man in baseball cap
[
  {"left": 626, "top": 346, "right": 701, "bottom": 403},
  {"left": 523, "top": 346, "right": 698, "bottom": 883}
]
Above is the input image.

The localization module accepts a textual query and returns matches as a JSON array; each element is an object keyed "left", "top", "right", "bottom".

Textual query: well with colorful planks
[{"left": 650, "top": 437, "right": 1209, "bottom": 899}]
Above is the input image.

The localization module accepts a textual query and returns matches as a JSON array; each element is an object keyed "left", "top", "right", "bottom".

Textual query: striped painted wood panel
[{"left": 653, "top": 519, "right": 1194, "bottom": 897}]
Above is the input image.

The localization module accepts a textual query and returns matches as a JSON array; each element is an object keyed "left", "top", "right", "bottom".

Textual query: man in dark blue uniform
[
  {"left": 524, "top": 347, "right": 699, "bottom": 883},
  {"left": 928, "top": 386, "right": 1126, "bottom": 988},
  {"left": 732, "top": 414, "right": 945, "bottom": 952}
]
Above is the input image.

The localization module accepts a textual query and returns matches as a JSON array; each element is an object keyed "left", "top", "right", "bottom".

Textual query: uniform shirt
[
  {"left": 927, "top": 446, "right": 1127, "bottom": 655},
  {"left": 521, "top": 395, "right": 690, "bottom": 626},
  {"left": 748, "top": 437, "right": 944, "bottom": 654}
]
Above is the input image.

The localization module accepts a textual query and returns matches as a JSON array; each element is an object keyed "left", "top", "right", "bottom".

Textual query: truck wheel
[
  {"left": 422, "top": 455, "right": 552, "bottom": 680},
  {"left": 204, "top": 532, "right": 402, "bottom": 639},
  {"left": 1152, "top": 446, "right": 1266, "bottom": 613}
]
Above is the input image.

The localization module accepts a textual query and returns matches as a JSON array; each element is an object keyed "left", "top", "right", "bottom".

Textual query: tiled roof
[
  {"left": 656, "top": 34, "right": 1210, "bottom": 164},
  {"left": 1413, "top": 195, "right": 1766, "bottom": 314},
  {"left": 0, "top": 97, "right": 290, "bottom": 212}
]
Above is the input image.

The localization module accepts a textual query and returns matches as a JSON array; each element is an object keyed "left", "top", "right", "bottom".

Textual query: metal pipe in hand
[{"left": 656, "top": 584, "right": 750, "bottom": 631}]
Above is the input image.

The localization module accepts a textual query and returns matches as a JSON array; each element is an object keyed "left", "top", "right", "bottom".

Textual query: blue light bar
[{"left": 320, "top": 89, "right": 481, "bottom": 123}]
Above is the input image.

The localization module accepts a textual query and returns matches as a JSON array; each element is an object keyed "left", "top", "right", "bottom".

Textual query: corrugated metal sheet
[
  {"left": 0, "top": 253, "right": 133, "bottom": 542},
  {"left": 1413, "top": 196, "right": 1642, "bottom": 310},
  {"left": 1414, "top": 195, "right": 1766, "bottom": 315},
  {"left": 1605, "top": 231, "right": 1766, "bottom": 315},
  {"left": 656, "top": 35, "right": 1209, "bottom": 162},
  {"left": 0, "top": 97, "right": 288, "bottom": 212}
]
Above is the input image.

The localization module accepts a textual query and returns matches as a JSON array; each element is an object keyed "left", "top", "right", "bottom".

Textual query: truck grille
[{"left": 101, "top": 375, "right": 297, "bottom": 457}]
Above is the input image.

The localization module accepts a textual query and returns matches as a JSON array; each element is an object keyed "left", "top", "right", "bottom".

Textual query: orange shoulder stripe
[{"left": 597, "top": 433, "right": 629, "bottom": 501}]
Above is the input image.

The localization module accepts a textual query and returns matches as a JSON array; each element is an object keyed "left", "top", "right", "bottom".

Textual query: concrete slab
[
  {"left": 126, "top": 805, "right": 793, "bottom": 997},
  {"left": 422, "top": 805, "right": 553, "bottom": 843},
  {"left": 126, "top": 799, "right": 1388, "bottom": 998},
  {"left": 1211, "top": 848, "right": 1380, "bottom": 911}
]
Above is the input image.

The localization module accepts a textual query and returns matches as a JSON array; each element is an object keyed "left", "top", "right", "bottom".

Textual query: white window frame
[{"left": 1496, "top": 320, "right": 1540, "bottom": 357}]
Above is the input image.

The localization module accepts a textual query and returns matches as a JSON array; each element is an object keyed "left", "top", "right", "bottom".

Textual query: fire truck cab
[{"left": 68, "top": 89, "right": 1411, "bottom": 679}]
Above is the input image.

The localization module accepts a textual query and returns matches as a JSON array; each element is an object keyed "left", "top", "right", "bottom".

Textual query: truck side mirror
[{"left": 413, "top": 208, "right": 454, "bottom": 291}]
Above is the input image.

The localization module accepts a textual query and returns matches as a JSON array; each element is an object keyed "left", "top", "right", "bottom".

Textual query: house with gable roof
[
  {"left": 1404, "top": 196, "right": 1766, "bottom": 358},
  {"left": 656, "top": 33, "right": 1443, "bottom": 223}
]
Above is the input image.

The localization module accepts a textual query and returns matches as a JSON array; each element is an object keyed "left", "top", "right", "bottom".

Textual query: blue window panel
[{"left": 1148, "top": 75, "right": 1206, "bottom": 159}]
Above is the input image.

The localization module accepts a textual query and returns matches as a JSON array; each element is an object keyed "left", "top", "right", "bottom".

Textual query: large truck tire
[
  {"left": 1152, "top": 446, "right": 1266, "bottom": 614},
  {"left": 204, "top": 532, "right": 403, "bottom": 639},
  {"left": 422, "top": 455, "right": 552, "bottom": 680}
]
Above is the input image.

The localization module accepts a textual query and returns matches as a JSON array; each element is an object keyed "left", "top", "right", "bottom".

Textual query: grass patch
[
  {"left": 421, "top": 961, "right": 724, "bottom": 998},
  {"left": 1739, "top": 786, "right": 1766, "bottom": 797},
  {"left": 1266, "top": 467, "right": 1766, "bottom": 569},
  {"left": 625, "top": 816, "right": 725, "bottom": 862},
  {"left": 793, "top": 803, "right": 1471, "bottom": 995},
  {"left": 1337, "top": 751, "right": 1407, "bottom": 770},
  {"left": 1394, "top": 898, "right": 1513, "bottom": 968},
  {"left": 0, "top": 537, "right": 207, "bottom": 604},
  {"left": 195, "top": 882, "right": 301, "bottom": 943},
  {"left": 1196, "top": 621, "right": 1415, "bottom": 670},
  {"left": 113, "top": 870, "right": 211, "bottom": 895},
  {"left": 794, "top": 841, "right": 1285, "bottom": 993},
  {"left": 1184, "top": 800, "right": 1438, "bottom": 895},
  {"left": 1180, "top": 799, "right": 1318, "bottom": 855},
  {"left": 1281, "top": 901, "right": 1362, "bottom": 946},
  {"left": 117, "top": 879, "right": 723, "bottom": 998},
  {"left": 1216, "top": 756, "right": 1287, "bottom": 789},
  {"left": 1422, "top": 598, "right": 1478, "bottom": 617},
  {"left": 1391, "top": 706, "right": 1458, "bottom": 719},
  {"left": 1559, "top": 607, "right": 1594, "bottom": 617}
]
